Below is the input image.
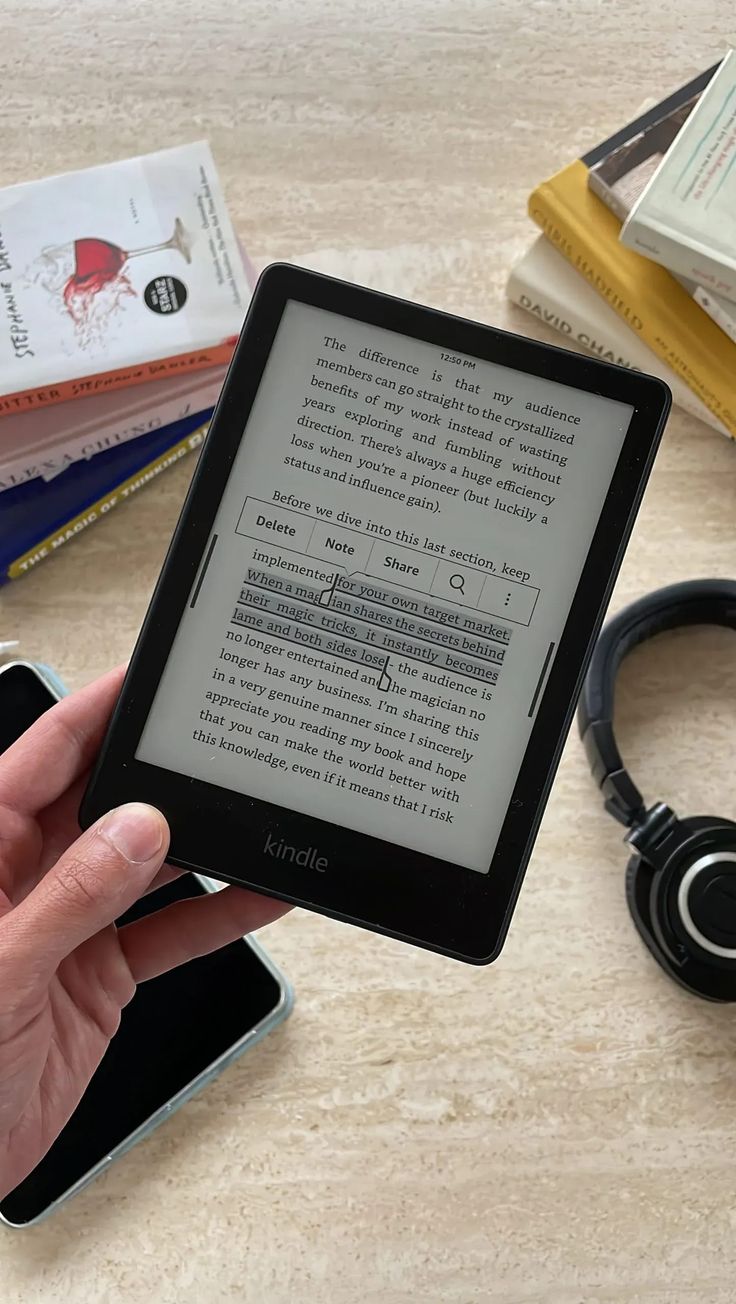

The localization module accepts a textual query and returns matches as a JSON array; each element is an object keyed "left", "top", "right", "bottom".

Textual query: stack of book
[
  {"left": 0, "top": 142, "right": 255, "bottom": 582},
  {"left": 507, "top": 52, "right": 736, "bottom": 441}
]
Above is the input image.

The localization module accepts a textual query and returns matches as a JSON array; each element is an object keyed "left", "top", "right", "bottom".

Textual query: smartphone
[{"left": 0, "top": 660, "right": 293, "bottom": 1229}]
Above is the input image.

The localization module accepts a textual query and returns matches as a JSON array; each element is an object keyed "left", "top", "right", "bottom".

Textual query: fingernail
[{"left": 99, "top": 803, "right": 167, "bottom": 863}]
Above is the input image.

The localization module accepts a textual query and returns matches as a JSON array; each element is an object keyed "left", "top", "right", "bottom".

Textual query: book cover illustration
[
  {"left": 28, "top": 217, "right": 192, "bottom": 351},
  {"left": 0, "top": 142, "right": 250, "bottom": 408}
]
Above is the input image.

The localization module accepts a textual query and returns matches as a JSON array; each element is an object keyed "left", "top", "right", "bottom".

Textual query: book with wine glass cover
[{"left": 0, "top": 142, "right": 251, "bottom": 416}]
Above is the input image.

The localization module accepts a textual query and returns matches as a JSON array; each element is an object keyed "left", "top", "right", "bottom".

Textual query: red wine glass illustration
[
  {"left": 62, "top": 217, "right": 191, "bottom": 320},
  {"left": 29, "top": 218, "right": 191, "bottom": 342}
]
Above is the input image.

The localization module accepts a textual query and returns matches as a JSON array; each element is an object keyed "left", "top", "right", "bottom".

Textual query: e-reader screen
[{"left": 135, "top": 299, "right": 635, "bottom": 874}]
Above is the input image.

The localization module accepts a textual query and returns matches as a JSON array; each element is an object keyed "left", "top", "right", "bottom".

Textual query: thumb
[{"left": 8, "top": 804, "right": 169, "bottom": 974}]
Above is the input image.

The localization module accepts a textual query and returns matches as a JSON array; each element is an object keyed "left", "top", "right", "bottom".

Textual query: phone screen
[
  {"left": 0, "top": 663, "right": 60, "bottom": 752},
  {"left": 135, "top": 299, "right": 634, "bottom": 872},
  {"left": 0, "top": 668, "right": 287, "bottom": 1227}
]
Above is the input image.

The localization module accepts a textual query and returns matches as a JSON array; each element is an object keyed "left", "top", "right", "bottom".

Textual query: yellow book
[{"left": 528, "top": 158, "right": 736, "bottom": 440}]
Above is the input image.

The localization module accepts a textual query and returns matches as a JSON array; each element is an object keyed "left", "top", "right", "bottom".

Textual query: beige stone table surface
[{"left": 2, "top": 2, "right": 736, "bottom": 1300}]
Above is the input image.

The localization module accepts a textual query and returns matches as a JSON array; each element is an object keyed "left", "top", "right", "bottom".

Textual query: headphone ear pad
[
  {"left": 625, "top": 854, "right": 656, "bottom": 953},
  {"left": 625, "top": 853, "right": 680, "bottom": 985},
  {"left": 625, "top": 842, "right": 736, "bottom": 1001}
]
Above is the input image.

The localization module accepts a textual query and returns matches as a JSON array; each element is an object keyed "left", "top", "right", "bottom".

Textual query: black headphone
[{"left": 578, "top": 578, "right": 736, "bottom": 1002}]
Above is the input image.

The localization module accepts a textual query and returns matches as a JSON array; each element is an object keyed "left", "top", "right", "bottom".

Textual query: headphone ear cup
[{"left": 625, "top": 833, "right": 736, "bottom": 1001}]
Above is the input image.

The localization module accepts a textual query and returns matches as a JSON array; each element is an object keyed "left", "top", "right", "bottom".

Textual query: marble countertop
[{"left": 2, "top": 2, "right": 736, "bottom": 1300}]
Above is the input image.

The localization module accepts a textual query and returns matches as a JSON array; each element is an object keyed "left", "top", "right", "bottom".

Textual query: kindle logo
[{"left": 263, "top": 833, "right": 328, "bottom": 871}]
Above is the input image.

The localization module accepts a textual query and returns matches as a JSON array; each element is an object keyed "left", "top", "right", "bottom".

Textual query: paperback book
[
  {"left": 0, "top": 142, "right": 249, "bottom": 416},
  {"left": 621, "top": 50, "right": 736, "bottom": 305},
  {"left": 589, "top": 61, "right": 736, "bottom": 342},
  {"left": 527, "top": 63, "right": 736, "bottom": 439}
]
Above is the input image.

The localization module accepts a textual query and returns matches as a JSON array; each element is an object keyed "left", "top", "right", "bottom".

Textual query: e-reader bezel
[{"left": 80, "top": 263, "right": 670, "bottom": 963}]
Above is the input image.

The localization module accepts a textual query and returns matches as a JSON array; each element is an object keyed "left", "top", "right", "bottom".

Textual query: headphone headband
[{"left": 578, "top": 579, "right": 736, "bottom": 827}]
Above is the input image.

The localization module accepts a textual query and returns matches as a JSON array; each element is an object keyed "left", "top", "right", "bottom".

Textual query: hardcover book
[
  {"left": 0, "top": 142, "right": 250, "bottom": 415},
  {"left": 0, "top": 365, "right": 224, "bottom": 491},
  {"left": 506, "top": 236, "right": 729, "bottom": 437},
  {"left": 1, "top": 412, "right": 209, "bottom": 582},
  {"left": 621, "top": 51, "right": 736, "bottom": 304}
]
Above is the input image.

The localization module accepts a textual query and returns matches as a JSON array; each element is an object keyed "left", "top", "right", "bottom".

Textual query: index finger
[{"left": 0, "top": 664, "right": 126, "bottom": 817}]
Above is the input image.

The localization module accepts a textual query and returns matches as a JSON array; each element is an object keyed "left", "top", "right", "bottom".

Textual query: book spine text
[
  {"left": 4, "top": 424, "right": 208, "bottom": 581},
  {"left": 622, "top": 216, "right": 736, "bottom": 305},
  {"left": 506, "top": 261, "right": 729, "bottom": 435},
  {"left": 0, "top": 344, "right": 234, "bottom": 418}
]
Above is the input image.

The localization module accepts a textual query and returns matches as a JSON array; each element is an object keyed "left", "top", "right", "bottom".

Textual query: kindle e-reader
[{"left": 81, "top": 264, "right": 670, "bottom": 963}]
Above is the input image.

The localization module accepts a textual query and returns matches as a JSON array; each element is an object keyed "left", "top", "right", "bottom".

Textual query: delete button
[{"left": 236, "top": 497, "right": 313, "bottom": 550}]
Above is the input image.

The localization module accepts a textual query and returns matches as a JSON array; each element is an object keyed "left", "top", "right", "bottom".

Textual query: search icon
[{"left": 449, "top": 573, "right": 465, "bottom": 595}]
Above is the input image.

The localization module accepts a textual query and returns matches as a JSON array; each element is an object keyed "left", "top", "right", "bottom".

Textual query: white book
[
  {"left": 621, "top": 50, "right": 736, "bottom": 304},
  {"left": 506, "top": 237, "right": 729, "bottom": 438},
  {"left": 0, "top": 240, "right": 255, "bottom": 491},
  {"left": 588, "top": 87, "right": 736, "bottom": 344},
  {"left": 0, "top": 142, "right": 250, "bottom": 414},
  {"left": 685, "top": 279, "right": 736, "bottom": 344}
]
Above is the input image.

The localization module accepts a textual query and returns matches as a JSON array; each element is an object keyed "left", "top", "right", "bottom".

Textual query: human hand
[{"left": 0, "top": 665, "right": 290, "bottom": 1199}]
